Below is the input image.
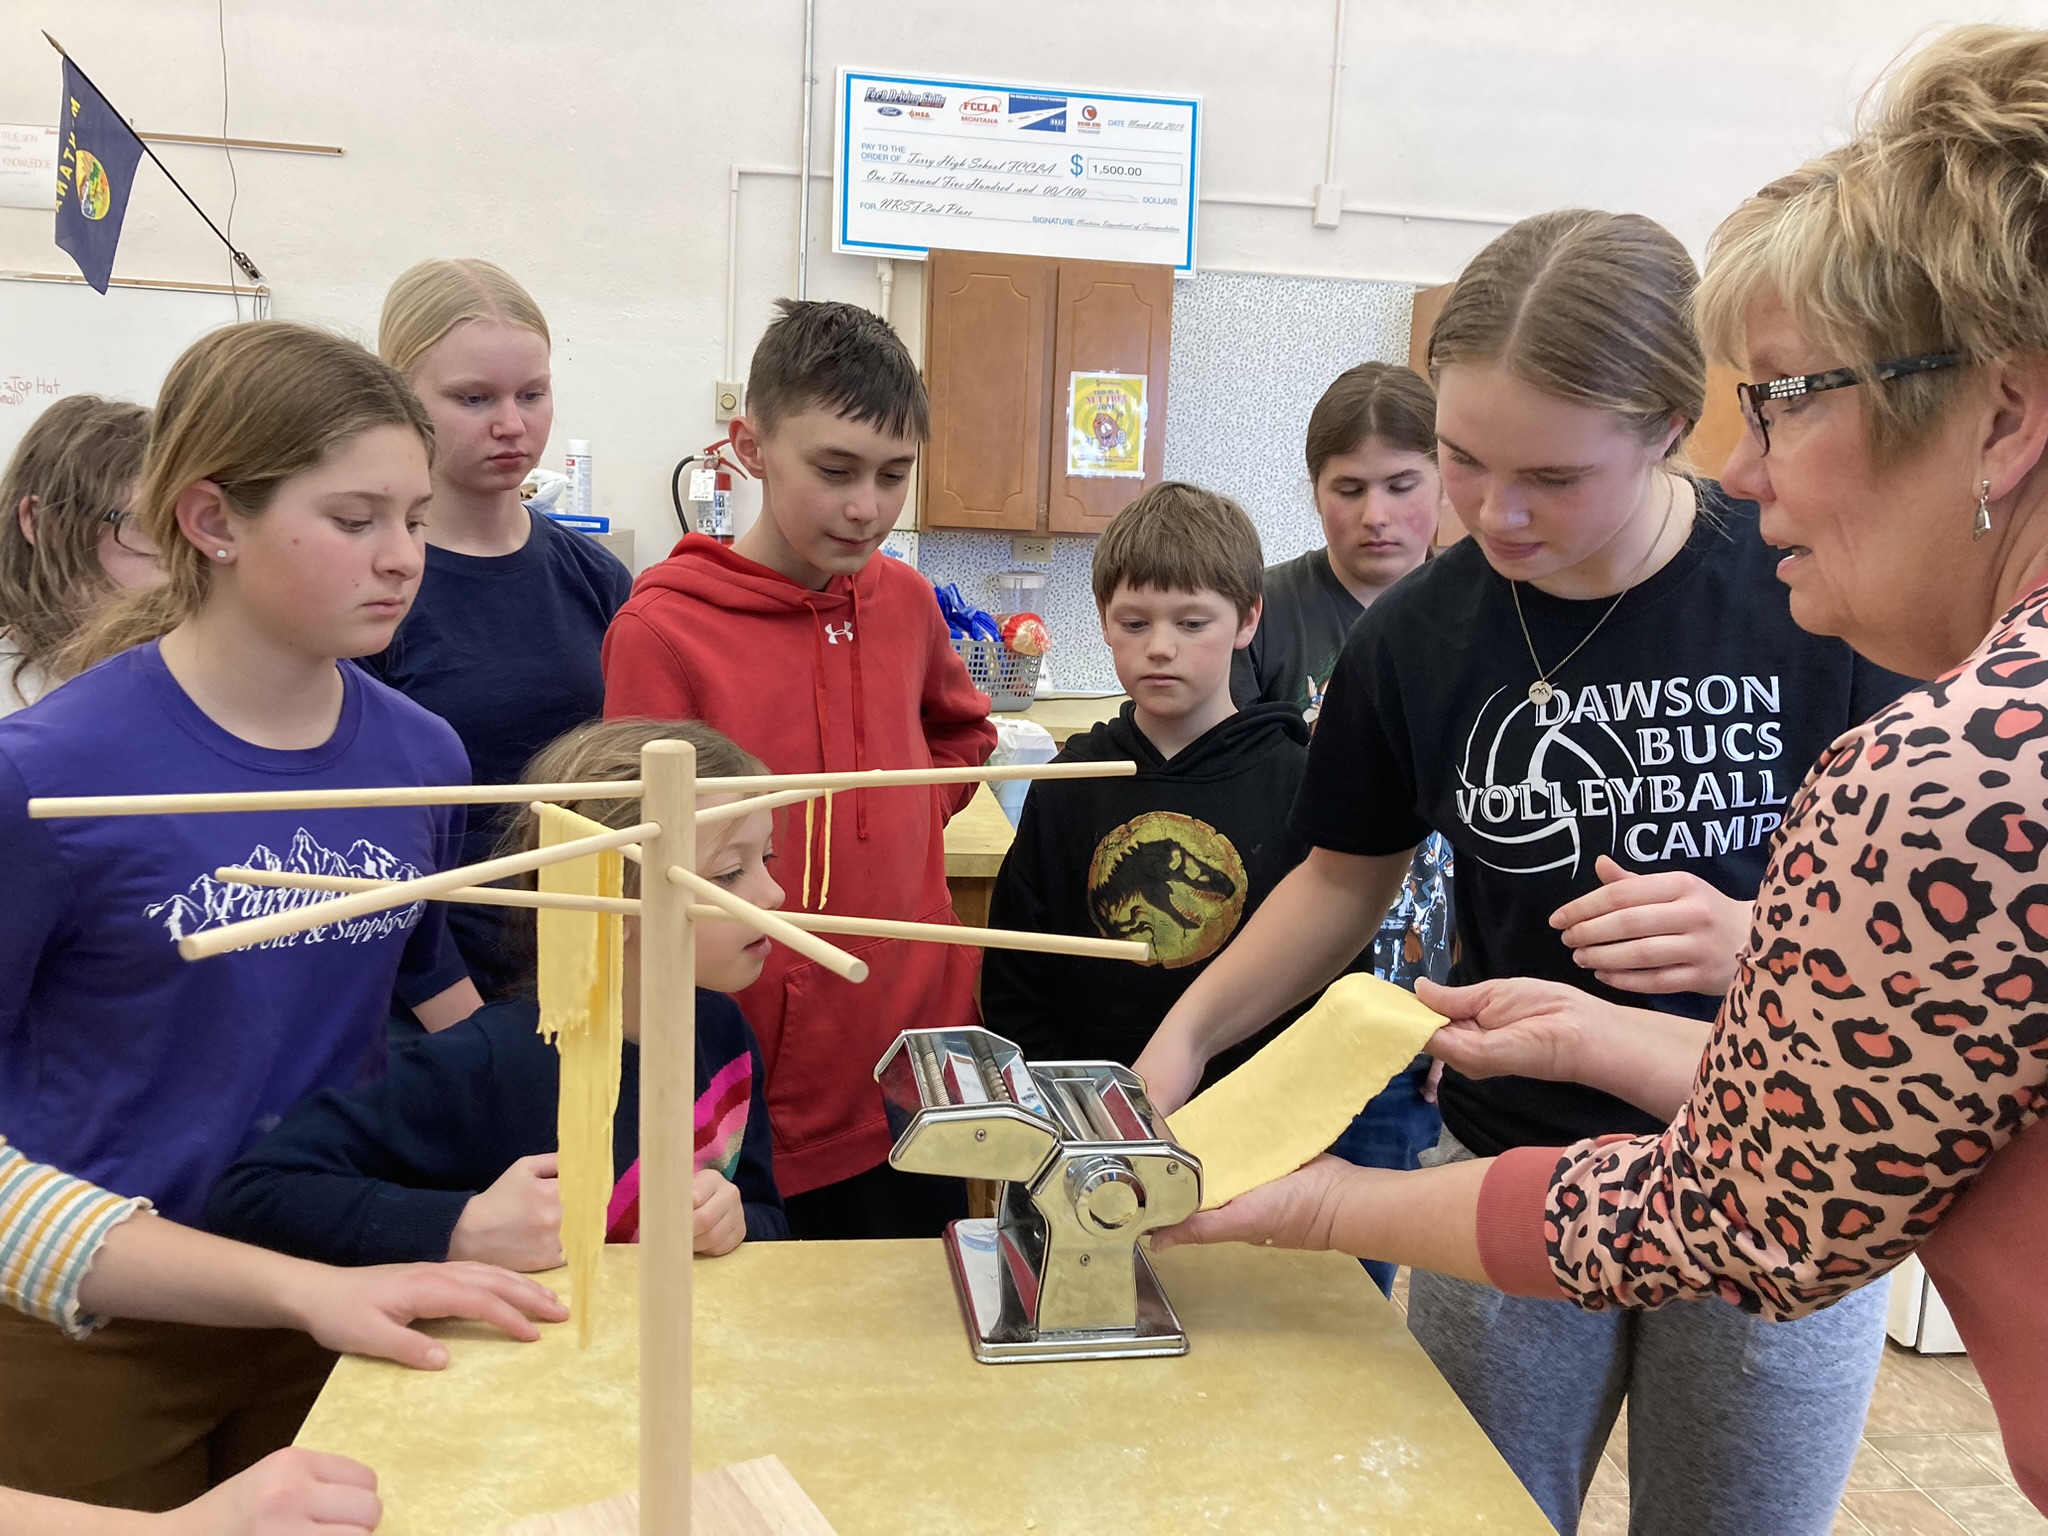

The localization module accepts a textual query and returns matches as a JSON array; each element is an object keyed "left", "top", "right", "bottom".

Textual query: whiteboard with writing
[
  {"left": 835, "top": 70, "right": 1200, "bottom": 272},
  {"left": 0, "top": 125, "right": 59, "bottom": 212},
  {"left": 0, "top": 278, "right": 240, "bottom": 471}
]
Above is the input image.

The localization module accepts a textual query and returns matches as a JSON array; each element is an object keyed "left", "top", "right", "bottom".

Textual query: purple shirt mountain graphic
[{"left": 146, "top": 828, "right": 426, "bottom": 948}]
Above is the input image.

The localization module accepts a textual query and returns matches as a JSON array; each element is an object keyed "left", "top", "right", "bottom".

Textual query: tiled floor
[{"left": 1385, "top": 1271, "right": 2038, "bottom": 1536}]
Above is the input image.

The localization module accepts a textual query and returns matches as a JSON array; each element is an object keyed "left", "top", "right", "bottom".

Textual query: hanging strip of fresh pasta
[
  {"left": 536, "top": 803, "right": 626, "bottom": 1348},
  {"left": 817, "top": 790, "right": 835, "bottom": 910},
  {"left": 800, "top": 797, "right": 815, "bottom": 911}
]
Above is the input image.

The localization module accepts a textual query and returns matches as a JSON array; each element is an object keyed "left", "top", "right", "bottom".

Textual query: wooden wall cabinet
[{"left": 921, "top": 249, "right": 1172, "bottom": 535}]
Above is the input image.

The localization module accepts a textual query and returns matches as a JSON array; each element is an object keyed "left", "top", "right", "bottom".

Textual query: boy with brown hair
[
  {"left": 602, "top": 300, "right": 995, "bottom": 1240},
  {"left": 981, "top": 482, "right": 1315, "bottom": 1084}
]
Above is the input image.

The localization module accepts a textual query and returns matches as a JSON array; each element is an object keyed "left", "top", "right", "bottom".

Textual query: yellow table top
[
  {"left": 297, "top": 1241, "right": 1548, "bottom": 1535},
  {"left": 942, "top": 783, "right": 1015, "bottom": 881}
]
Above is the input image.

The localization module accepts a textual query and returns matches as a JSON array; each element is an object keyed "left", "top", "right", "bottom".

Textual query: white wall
[{"left": 5, "top": 0, "right": 2044, "bottom": 567}]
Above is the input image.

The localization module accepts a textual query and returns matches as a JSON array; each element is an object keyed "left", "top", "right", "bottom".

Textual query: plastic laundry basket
[{"left": 951, "top": 639, "right": 1041, "bottom": 711}]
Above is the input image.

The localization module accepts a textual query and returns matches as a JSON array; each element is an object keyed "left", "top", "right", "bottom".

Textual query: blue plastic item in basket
[
  {"left": 933, "top": 581, "right": 1003, "bottom": 642},
  {"left": 933, "top": 579, "right": 1037, "bottom": 708}
]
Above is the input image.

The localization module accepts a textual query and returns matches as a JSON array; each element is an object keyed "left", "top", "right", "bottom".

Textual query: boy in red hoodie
[{"left": 602, "top": 299, "right": 996, "bottom": 1239}]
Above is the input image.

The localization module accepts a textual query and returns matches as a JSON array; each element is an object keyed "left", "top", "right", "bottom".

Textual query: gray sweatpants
[{"left": 1411, "top": 1133, "right": 1887, "bottom": 1536}]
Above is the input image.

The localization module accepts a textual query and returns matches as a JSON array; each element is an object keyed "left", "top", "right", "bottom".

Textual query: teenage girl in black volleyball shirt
[{"left": 1137, "top": 211, "right": 1906, "bottom": 1536}]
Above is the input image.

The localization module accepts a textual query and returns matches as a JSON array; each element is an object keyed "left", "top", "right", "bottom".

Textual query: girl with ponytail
[{"left": 0, "top": 321, "right": 483, "bottom": 1509}]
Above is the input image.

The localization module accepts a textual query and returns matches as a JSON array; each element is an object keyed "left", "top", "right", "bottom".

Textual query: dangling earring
[{"left": 1974, "top": 480, "right": 1993, "bottom": 542}]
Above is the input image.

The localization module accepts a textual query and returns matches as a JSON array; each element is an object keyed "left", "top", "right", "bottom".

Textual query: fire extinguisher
[{"left": 669, "top": 434, "right": 749, "bottom": 545}]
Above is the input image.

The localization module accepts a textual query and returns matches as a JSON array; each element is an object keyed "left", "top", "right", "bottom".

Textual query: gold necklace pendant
[{"left": 1509, "top": 475, "right": 1684, "bottom": 719}]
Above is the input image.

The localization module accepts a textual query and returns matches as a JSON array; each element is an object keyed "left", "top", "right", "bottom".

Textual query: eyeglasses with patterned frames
[
  {"left": 101, "top": 508, "right": 160, "bottom": 559},
  {"left": 1735, "top": 351, "right": 1964, "bottom": 455}
]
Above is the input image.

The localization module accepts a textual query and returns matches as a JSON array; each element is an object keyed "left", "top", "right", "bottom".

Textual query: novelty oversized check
[{"left": 834, "top": 70, "right": 1201, "bottom": 272}]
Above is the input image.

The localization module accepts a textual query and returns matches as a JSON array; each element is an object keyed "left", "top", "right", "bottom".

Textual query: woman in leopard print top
[{"left": 1156, "top": 24, "right": 2048, "bottom": 1511}]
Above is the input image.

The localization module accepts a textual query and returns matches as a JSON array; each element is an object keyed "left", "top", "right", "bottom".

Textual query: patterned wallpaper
[{"left": 920, "top": 269, "right": 1416, "bottom": 694}]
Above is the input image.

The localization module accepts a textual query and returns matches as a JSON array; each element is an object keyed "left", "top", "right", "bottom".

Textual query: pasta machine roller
[{"left": 874, "top": 1025, "right": 1201, "bottom": 1363}]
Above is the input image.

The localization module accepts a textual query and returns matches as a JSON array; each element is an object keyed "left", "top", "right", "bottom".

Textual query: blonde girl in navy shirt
[
  {"left": 366, "top": 260, "right": 633, "bottom": 1002},
  {"left": 0, "top": 322, "right": 483, "bottom": 1510}
]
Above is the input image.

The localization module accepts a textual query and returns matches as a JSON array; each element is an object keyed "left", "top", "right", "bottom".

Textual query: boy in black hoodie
[{"left": 983, "top": 483, "right": 1311, "bottom": 1085}]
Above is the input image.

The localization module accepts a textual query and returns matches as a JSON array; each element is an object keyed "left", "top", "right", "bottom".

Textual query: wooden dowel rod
[
  {"left": 667, "top": 867, "right": 868, "bottom": 984},
  {"left": 686, "top": 906, "right": 1147, "bottom": 962},
  {"left": 29, "top": 761, "right": 1135, "bottom": 821},
  {"left": 638, "top": 742, "right": 697, "bottom": 1535},
  {"left": 216, "top": 866, "right": 640, "bottom": 915},
  {"left": 212, "top": 865, "right": 1135, "bottom": 957},
  {"left": 691, "top": 786, "right": 825, "bottom": 825},
  {"left": 178, "top": 821, "right": 657, "bottom": 960},
  {"left": 697, "top": 761, "right": 1136, "bottom": 795},
  {"left": 31, "top": 780, "right": 643, "bottom": 819}
]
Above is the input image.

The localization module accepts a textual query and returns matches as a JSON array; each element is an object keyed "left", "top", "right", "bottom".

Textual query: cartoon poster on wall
[{"left": 1067, "top": 372, "right": 1146, "bottom": 478}]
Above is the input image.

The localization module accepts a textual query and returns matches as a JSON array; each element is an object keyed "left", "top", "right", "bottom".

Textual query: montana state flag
[{"left": 53, "top": 58, "right": 144, "bottom": 294}]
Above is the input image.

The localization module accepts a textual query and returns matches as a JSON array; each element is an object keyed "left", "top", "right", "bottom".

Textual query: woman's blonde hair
[
  {"left": 0, "top": 395, "right": 150, "bottom": 692},
  {"left": 490, "top": 718, "right": 767, "bottom": 993},
  {"left": 60, "top": 322, "right": 433, "bottom": 676},
  {"left": 1428, "top": 209, "right": 1705, "bottom": 459},
  {"left": 378, "top": 258, "right": 551, "bottom": 378},
  {"left": 1697, "top": 24, "right": 2048, "bottom": 461}
]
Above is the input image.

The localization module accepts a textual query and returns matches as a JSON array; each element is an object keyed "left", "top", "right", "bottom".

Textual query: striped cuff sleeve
[{"left": 0, "top": 1140, "right": 151, "bottom": 1338}]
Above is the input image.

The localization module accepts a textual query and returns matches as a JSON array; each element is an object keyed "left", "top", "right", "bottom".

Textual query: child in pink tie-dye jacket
[{"left": 203, "top": 720, "right": 790, "bottom": 1269}]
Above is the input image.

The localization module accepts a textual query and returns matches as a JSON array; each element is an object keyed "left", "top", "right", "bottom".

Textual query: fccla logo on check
[{"left": 959, "top": 97, "right": 1000, "bottom": 122}]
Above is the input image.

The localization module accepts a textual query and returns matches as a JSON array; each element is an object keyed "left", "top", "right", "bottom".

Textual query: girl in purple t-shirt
[{"left": 0, "top": 322, "right": 484, "bottom": 1510}]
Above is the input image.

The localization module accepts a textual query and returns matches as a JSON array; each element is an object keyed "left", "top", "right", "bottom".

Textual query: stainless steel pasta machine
[{"left": 874, "top": 1025, "right": 1202, "bottom": 1364}]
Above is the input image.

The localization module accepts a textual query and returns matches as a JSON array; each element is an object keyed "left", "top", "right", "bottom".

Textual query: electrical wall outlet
[
  {"left": 1313, "top": 183, "right": 1343, "bottom": 230},
  {"left": 713, "top": 379, "right": 744, "bottom": 421},
  {"left": 1011, "top": 535, "right": 1053, "bottom": 562}
]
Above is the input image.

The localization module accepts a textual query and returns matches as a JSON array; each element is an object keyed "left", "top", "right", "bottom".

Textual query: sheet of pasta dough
[
  {"left": 536, "top": 804, "right": 625, "bottom": 1348},
  {"left": 1167, "top": 974, "right": 1445, "bottom": 1211}
]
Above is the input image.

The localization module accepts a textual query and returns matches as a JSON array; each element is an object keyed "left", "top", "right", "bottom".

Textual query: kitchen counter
[
  {"left": 944, "top": 696, "right": 1124, "bottom": 923},
  {"left": 944, "top": 784, "right": 1016, "bottom": 883},
  {"left": 295, "top": 1242, "right": 1551, "bottom": 1535}
]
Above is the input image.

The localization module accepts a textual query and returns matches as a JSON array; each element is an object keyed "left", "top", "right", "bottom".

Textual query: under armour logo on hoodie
[{"left": 824, "top": 621, "right": 854, "bottom": 644}]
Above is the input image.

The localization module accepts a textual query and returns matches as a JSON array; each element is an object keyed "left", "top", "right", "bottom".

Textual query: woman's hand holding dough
[
  {"left": 1418, "top": 975, "right": 1712, "bottom": 1122},
  {"left": 1151, "top": 1155, "right": 1357, "bottom": 1255},
  {"left": 692, "top": 1168, "right": 746, "bottom": 1257},
  {"left": 448, "top": 1152, "right": 565, "bottom": 1272},
  {"left": 1550, "top": 854, "right": 1751, "bottom": 996},
  {"left": 1415, "top": 976, "right": 1618, "bottom": 1086}
]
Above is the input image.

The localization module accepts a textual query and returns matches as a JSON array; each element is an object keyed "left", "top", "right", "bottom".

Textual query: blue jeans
[{"left": 1326, "top": 1056, "right": 1441, "bottom": 1296}]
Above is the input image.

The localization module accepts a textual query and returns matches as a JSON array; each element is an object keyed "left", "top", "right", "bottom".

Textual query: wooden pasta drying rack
[{"left": 30, "top": 743, "right": 1143, "bottom": 1535}]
